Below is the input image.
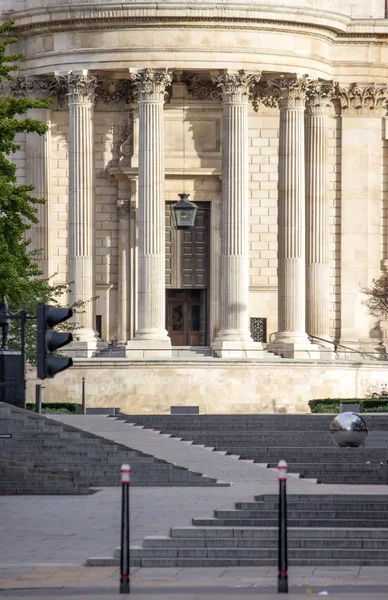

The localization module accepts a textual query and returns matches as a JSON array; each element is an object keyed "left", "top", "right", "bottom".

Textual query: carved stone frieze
[
  {"left": 250, "top": 83, "right": 280, "bottom": 112},
  {"left": 118, "top": 113, "right": 134, "bottom": 158},
  {"left": 181, "top": 73, "right": 222, "bottom": 101},
  {"left": 128, "top": 68, "right": 172, "bottom": 102},
  {"left": 55, "top": 70, "right": 100, "bottom": 104},
  {"left": 334, "top": 82, "right": 388, "bottom": 116},
  {"left": 212, "top": 69, "right": 261, "bottom": 103},
  {"left": 305, "top": 80, "right": 334, "bottom": 114},
  {"left": 116, "top": 198, "right": 133, "bottom": 219},
  {"left": 96, "top": 78, "right": 136, "bottom": 105}
]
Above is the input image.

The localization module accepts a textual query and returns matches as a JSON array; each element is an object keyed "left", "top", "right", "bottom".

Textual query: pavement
[{"left": 2, "top": 414, "right": 388, "bottom": 599}]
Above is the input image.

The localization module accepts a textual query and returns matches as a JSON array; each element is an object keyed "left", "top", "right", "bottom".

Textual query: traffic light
[{"left": 36, "top": 303, "right": 73, "bottom": 379}]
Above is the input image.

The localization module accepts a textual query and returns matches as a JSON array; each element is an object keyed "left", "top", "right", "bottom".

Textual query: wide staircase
[
  {"left": 0, "top": 403, "right": 225, "bottom": 494},
  {"left": 117, "top": 413, "right": 388, "bottom": 484},
  {"left": 88, "top": 493, "right": 388, "bottom": 567}
]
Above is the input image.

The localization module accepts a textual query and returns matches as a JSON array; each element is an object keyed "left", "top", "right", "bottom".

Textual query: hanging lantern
[{"left": 172, "top": 193, "right": 198, "bottom": 230}]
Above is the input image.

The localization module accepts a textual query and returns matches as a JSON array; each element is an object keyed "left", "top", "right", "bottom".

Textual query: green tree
[
  {"left": 0, "top": 20, "right": 94, "bottom": 364},
  {"left": 360, "top": 276, "right": 388, "bottom": 319}
]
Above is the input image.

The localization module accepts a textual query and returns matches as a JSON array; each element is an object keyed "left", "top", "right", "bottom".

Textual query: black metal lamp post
[{"left": 172, "top": 193, "right": 198, "bottom": 230}]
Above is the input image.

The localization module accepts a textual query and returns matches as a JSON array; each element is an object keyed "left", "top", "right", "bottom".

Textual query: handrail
[
  {"left": 307, "top": 334, "right": 386, "bottom": 361},
  {"left": 268, "top": 331, "right": 386, "bottom": 361}
]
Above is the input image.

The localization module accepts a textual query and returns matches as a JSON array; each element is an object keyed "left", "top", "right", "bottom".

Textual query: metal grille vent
[{"left": 250, "top": 317, "right": 267, "bottom": 343}]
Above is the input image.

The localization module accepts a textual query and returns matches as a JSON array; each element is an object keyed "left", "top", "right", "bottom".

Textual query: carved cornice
[
  {"left": 334, "top": 82, "right": 388, "bottom": 115},
  {"left": 266, "top": 74, "right": 313, "bottom": 109},
  {"left": 55, "top": 70, "right": 100, "bottom": 104},
  {"left": 305, "top": 80, "right": 334, "bottom": 115},
  {"left": 212, "top": 69, "right": 261, "bottom": 103},
  {"left": 128, "top": 68, "right": 172, "bottom": 102},
  {"left": 181, "top": 73, "right": 222, "bottom": 101}
]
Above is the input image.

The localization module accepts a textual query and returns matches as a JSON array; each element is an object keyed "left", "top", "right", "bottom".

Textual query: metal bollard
[
  {"left": 35, "top": 384, "right": 42, "bottom": 414},
  {"left": 277, "top": 459, "right": 288, "bottom": 594},
  {"left": 81, "top": 377, "right": 86, "bottom": 415},
  {"left": 120, "top": 464, "right": 131, "bottom": 594}
]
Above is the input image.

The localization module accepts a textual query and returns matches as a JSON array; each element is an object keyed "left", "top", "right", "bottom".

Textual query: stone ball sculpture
[{"left": 330, "top": 412, "right": 368, "bottom": 448}]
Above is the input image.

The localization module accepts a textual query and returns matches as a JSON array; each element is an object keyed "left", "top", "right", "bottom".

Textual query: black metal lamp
[{"left": 172, "top": 193, "right": 198, "bottom": 230}]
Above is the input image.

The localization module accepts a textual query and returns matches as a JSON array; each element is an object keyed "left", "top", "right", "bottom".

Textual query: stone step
[
  {"left": 170, "top": 526, "right": 388, "bottom": 539},
  {"left": 192, "top": 518, "right": 388, "bottom": 527},
  {"left": 214, "top": 509, "right": 388, "bottom": 519},
  {"left": 236, "top": 500, "right": 388, "bottom": 510},
  {"left": 126, "top": 557, "right": 388, "bottom": 567},
  {"left": 142, "top": 536, "right": 388, "bottom": 549}
]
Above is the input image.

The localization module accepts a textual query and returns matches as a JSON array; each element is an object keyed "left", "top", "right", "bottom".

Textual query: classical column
[
  {"left": 268, "top": 76, "right": 319, "bottom": 358},
  {"left": 211, "top": 69, "right": 263, "bottom": 357},
  {"left": 126, "top": 68, "right": 172, "bottom": 357},
  {"left": 116, "top": 196, "right": 132, "bottom": 344},
  {"left": 56, "top": 70, "right": 100, "bottom": 356},
  {"left": 305, "top": 82, "right": 332, "bottom": 344},
  {"left": 335, "top": 83, "right": 388, "bottom": 352}
]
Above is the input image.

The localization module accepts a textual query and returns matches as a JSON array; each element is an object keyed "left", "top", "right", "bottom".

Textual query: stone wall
[{"left": 26, "top": 359, "right": 388, "bottom": 414}]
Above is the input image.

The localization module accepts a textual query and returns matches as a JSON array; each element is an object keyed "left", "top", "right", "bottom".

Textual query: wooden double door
[
  {"left": 165, "top": 202, "right": 210, "bottom": 346},
  {"left": 166, "top": 289, "right": 207, "bottom": 346}
]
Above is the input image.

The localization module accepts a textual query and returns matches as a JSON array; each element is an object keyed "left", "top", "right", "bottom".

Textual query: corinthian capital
[
  {"left": 12, "top": 76, "right": 59, "bottom": 100},
  {"left": 306, "top": 80, "right": 334, "bottom": 115},
  {"left": 334, "top": 82, "right": 388, "bottom": 116},
  {"left": 128, "top": 68, "right": 172, "bottom": 102},
  {"left": 55, "top": 70, "right": 99, "bottom": 104},
  {"left": 212, "top": 69, "right": 261, "bottom": 103},
  {"left": 267, "top": 74, "right": 313, "bottom": 109}
]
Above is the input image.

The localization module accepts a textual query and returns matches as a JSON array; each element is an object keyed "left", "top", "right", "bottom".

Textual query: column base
[
  {"left": 211, "top": 339, "right": 264, "bottom": 359},
  {"left": 268, "top": 332, "right": 320, "bottom": 359},
  {"left": 68, "top": 328, "right": 104, "bottom": 358},
  {"left": 126, "top": 335, "right": 172, "bottom": 359}
]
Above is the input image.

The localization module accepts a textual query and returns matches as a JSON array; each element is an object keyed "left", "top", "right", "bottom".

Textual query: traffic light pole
[{"left": 20, "top": 310, "right": 27, "bottom": 409}]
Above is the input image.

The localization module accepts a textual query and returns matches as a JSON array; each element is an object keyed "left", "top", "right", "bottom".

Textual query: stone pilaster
[
  {"left": 126, "top": 68, "right": 172, "bottom": 357},
  {"left": 335, "top": 82, "right": 388, "bottom": 352},
  {"left": 116, "top": 195, "right": 132, "bottom": 344},
  {"left": 14, "top": 77, "right": 58, "bottom": 278},
  {"left": 267, "top": 76, "right": 319, "bottom": 358},
  {"left": 56, "top": 70, "right": 100, "bottom": 356},
  {"left": 26, "top": 107, "right": 51, "bottom": 278},
  {"left": 305, "top": 82, "right": 333, "bottom": 345},
  {"left": 211, "top": 69, "right": 263, "bottom": 357}
]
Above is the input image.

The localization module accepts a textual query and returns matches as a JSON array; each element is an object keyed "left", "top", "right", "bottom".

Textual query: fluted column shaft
[
  {"left": 278, "top": 103, "right": 306, "bottom": 338},
  {"left": 59, "top": 70, "right": 99, "bottom": 346},
  {"left": 305, "top": 95, "right": 331, "bottom": 339},
  {"left": 269, "top": 77, "right": 313, "bottom": 352},
  {"left": 129, "top": 68, "right": 172, "bottom": 343},
  {"left": 26, "top": 108, "right": 51, "bottom": 277},
  {"left": 212, "top": 70, "right": 261, "bottom": 352},
  {"left": 117, "top": 196, "right": 132, "bottom": 343}
]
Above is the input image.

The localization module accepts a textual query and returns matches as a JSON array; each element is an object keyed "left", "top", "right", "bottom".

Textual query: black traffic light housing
[{"left": 37, "top": 303, "right": 73, "bottom": 379}]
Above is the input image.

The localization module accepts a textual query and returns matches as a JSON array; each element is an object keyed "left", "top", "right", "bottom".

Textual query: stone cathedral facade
[{"left": 5, "top": 0, "right": 388, "bottom": 410}]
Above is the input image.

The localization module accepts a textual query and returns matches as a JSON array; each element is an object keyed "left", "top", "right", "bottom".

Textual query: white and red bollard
[
  {"left": 120, "top": 464, "right": 131, "bottom": 594},
  {"left": 277, "top": 459, "right": 288, "bottom": 594}
]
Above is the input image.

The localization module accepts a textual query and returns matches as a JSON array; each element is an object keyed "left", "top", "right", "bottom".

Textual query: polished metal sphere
[{"left": 330, "top": 412, "right": 368, "bottom": 448}]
